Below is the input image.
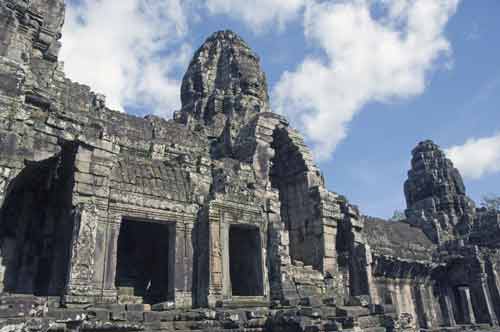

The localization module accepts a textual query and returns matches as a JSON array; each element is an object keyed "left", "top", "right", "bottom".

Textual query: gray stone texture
[
  {"left": 0, "top": 1, "right": 499, "bottom": 332},
  {"left": 404, "top": 140, "right": 476, "bottom": 244}
]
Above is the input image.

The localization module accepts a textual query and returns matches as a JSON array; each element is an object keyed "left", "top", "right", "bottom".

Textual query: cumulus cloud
[
  {"left": 446, "top": 133, "right": 500, "bottom": 179},
  {"left": 60, "top": 0, "right": 192, "bottom": 115},
  {"left": 273, "top": 0, "right": 460, "bottom": 160},
  {"left": 204, "top": 0, "right": 305, "bottom": 32}
]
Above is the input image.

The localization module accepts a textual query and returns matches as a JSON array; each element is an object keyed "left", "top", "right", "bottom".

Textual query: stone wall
[
  {"left": 358, "top": 141, "right": 500, "bottom": 329},
  {"left": 0, "top": 0, "right": 209, "bottom": 308},
  {"left": 0, "top": 1, "right": 500, "bottom": 331}
]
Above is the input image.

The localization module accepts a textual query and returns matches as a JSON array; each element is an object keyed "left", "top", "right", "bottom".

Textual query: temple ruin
[{"left": 0, "top": 1, "right": 499, "bottom": 331}]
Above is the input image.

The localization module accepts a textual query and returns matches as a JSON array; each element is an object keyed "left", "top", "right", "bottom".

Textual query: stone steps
[
  {"left": 0, "top": 294, "right": 48, "bottom": 318},
  {"left": 220, "top": 296, "right": 269, "bottom": 309},
  {"left": 361, "top": 327, "right": 387, "bottom": 332},
  {"left": 336, "top": 305, "right": 371, "bottom": 317},
  {"left": 0, "top": 300, "right": 403, "bottom": 332},
  {"left": 357, "top": 315, "right": 384, "bottom": 329}
]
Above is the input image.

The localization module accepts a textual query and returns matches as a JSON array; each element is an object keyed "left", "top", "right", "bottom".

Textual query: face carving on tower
[
  {"left": 177, "top": 30, "right": 269, "bottom": 157},
  {"left": 404, "top": 140, "right": 476, "bottom": 244}
]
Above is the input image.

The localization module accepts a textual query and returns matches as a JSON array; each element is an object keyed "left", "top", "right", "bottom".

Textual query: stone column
[
  {"left": 65, "top": 203, "right": 99, "bottom": 304},
  {"left": 439, "top": 287, "right": 456, "bottom": 327},
  {"left": 265, "top": 194, "right": 298, "bottom": 304},
  {"left": 220, "top": 220, "right": 231, "bottom": 298},
  {"left": 174, "top": 222, "right": 193, "bottom": 308},
  {"left": 99, "top": 214, "right": 121, "bottom": 301},
  {"left": 207, "top": 204, "right": 223, "bottom": 307},
  {"left": 477, "top": 273, "right": 498, "bottom": 325},
  {"left": 415, "top": 284, "right": 434, "bottom": 329},
  {"left": 457, "top": 286, "right": 476, "bottom": 324},
  {"left": 70, "top": 139, "right": 117, "bottom": 303},
  {"left": 487, "top": 260, "right": 500, "bottom": 320},
  {"left": 310, "top": 187, "right": 341, "bottom": 274},
  {"left": 359, "top": 244, "right": 380, "bottom": 305}
]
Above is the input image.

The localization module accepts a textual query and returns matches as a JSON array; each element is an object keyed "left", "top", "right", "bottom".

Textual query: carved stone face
[
  {"left": 241, "top": 75, "right": 264, "bottom": 99},
  {"left": 234, "top": 49, "right": 267, "bottom": 101},
  {"left": 179, "top": 30, "right": 269, "bottom": 124}
]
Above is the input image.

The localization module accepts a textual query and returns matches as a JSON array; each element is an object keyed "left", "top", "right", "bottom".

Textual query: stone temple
[{"left": 0, "top": 1, "right": 499, "bottom": 332}]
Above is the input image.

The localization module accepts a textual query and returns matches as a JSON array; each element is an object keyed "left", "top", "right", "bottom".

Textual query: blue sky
[
  {"left": 322, "top": 1, "right": 500, "bottom": 217},
  {"left": 60, "top": 0, "right": 500, "bottom": 218}
]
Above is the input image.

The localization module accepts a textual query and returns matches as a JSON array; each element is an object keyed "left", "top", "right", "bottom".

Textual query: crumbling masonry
[{"left": 0, "top": 1, "right": 499, "bottom": 332}]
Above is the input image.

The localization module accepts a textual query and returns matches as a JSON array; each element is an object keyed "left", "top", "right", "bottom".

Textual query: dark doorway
[
  {"left": 115, "top": 219, "right": 174, "bottom": 304},
  {"left": 229, "top": 225, "right": 263, "bottom": 296},
  {"left": 0, "top": 145, "right": 76, "bottom": 296}
]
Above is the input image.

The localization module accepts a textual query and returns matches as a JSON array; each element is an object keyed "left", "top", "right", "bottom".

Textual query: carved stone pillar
[
  {"left": 440, "top": 287, "right": 456, "bottom": 327},
  {"left": 477, "top": 273, "right": 498, "bottom": 325},
  {"left": 99, "top": 214, "right": 121, "bottom": 301},
  {"left": 457, "top": 286, "right": 476, "bottom": 324},
  {"left": 220, "top": 219, "right": 231, "bottom": 298},
  {"left": 65, "top": 203, "right": 99, "bottom": 304},
  {"left": 174, "top": 222, "right": 193, "bottom": 308},
  {"left": 207, "top": 204, "right": 223, "bottom": 307},
  {"left": 486, "top": 260, "right": 500, "bottom": 320},
  {"left": 363, "top": 245, "right": 379, "bottom": 304},
  {"left": 265, "top": 193, "right": 299, "bottom": 305},
  {"left": 415, "top": 284, "right": 434, "bottom": 329}
]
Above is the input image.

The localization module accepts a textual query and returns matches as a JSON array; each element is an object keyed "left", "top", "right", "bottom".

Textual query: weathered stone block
[{"left": 125, "top": 311, "right": 144, "bottom": 322}]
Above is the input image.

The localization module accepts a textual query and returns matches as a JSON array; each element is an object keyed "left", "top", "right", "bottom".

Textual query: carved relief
[{"left": 67, "top": 202, "right": 98, "bottom": 294}]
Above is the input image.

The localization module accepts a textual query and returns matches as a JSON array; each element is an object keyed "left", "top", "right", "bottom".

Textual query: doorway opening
[
  {"left": 0, "top": 144, "right": 76, "bottom": 296},
  {"left": 229, "top": 224, "right": 263, "bottom": 296},
  {"left": 115, "top": 218, "right": 174, "bottom": 304}
]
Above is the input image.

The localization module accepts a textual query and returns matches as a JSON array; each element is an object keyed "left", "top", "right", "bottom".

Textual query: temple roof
[{"left": 363, "top": 216, "right": 436, "bottom": 261}]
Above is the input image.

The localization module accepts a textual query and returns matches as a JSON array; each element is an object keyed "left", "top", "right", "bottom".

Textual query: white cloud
[
  {"left": 273, "top": 0, "right": 460, "bottom": 160},
  {"left": 204, "top": 0, "right": 305, "bottom": 32},
  {"left": 60, "top": 0, "right": 191, "bottom": 116},
  {"left": 446, "top": 133, "right": 500, "bottom": 179}
]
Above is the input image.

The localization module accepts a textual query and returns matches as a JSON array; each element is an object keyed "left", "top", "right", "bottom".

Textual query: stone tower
[
  {"left": 1, "top": 0, "right": 500, "bottom": 330},
  {"left": 404, "top": 140, "right": 476, "bottom": 244},
  {"left": 176, "top": 30, "right": 270, "bottom": 158}
]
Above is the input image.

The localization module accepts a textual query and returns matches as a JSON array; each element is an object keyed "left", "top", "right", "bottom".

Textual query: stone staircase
[
  {"left": 0, "top": 294, "right": 50, "bottom": 318},
  {"left": 0, "top": 294, "right": 395, "bottom": 332},
  {"left": 11, "top": 294, "right": 499, "bottom": 332}
]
